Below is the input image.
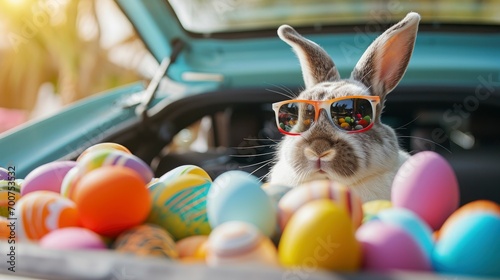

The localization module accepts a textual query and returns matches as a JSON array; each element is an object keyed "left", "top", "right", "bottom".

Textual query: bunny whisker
[
  {"left": 258, "top": 169, "right": 274, "bottom": 182},
  {"left": 266, "top": 83, "right": 298, "bottom": 99},
  {"left": 238, "top": 158, "right": 274, "bottom": 169},
  {"left": 394, "top": 114, "right": 422, "bottom": 130},
  {"left": 231, "top": 144, "right": 278, "bottom": 149},
  {"left": 229, "top": 151, "right": 277, "bottom": 158},
  {"left": 266, "top": 88, "right": 296, "bottom": 100},
  {"left": 249, "top": 160, "right": 275, "bottom": 178},
  {"left": 243, "top": 137, "right": 281, "bottom": 144},
  {"left": 397, "top": 135, "right": 452, "bottom": 154}
]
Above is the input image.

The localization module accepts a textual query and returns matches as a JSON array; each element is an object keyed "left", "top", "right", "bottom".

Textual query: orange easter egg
[
  {"left": 77, "top": 142, "right": 131, "bottom": 161},
  {"left": 73, "top": 166, "right": 151, "bottom": 237},
  {"left": 435, "top": 200, "right": 500, "bottom": 240},
  {"left": 15, "top": 191, "right": 80, "bottom": 241},
  {"left": 0, "top": 217, "right": 11, "bottom": 239}
]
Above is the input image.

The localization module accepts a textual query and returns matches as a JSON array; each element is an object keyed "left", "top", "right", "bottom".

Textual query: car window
[{"left": 168, "top": 0, "right": 500, "bottom": 34}]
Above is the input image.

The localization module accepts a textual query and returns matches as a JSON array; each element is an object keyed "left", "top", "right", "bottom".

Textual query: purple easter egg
[
  {"left": 77, "top": 150, "right": 153, "bottom": 184},
  {"left": 21, "top": 161, "right": 77, "bottom": 196},
  {"left": 0, "top": 167, "right": 9, "bottom": 180}
]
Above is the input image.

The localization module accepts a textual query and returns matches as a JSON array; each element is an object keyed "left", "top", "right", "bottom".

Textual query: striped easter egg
[
  {"left": 0, "top": 179, "right": 22, "bottom": 218},
  {"left": 206, "top": 221, "right": 279, "bottom": 266},
  {"left": 77, "top": 149, "right": 153, "bottom": 184},
  {"left": 159, "top": 165, "right": 211, "bottom": 184},
  {"left": 15, "top": 191, "right": 80, "bottom": 241},
  {"left": 148, "top": 174, "right": 211, "bottom": 240},
  {"left": 60, "top": 167, "right": 79, "bottom": 198},
  {"left": 113, "top": 224, "right": 178, "bottom": 260},
  {"left": 278, "top": 180, "right": 363, "bottom": 230},
  {"left": 77, "top": 142, "right": 131, "bottom": 161}
]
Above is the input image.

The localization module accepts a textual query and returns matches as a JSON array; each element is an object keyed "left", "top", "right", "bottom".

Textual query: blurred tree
[{"left": 0, "top": 0, "right": 149, "bottom": 113}]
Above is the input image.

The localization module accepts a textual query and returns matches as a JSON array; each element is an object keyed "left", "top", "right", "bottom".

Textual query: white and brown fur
[{"left": 268, "top": 12, "right": 420, "bottom": 202}]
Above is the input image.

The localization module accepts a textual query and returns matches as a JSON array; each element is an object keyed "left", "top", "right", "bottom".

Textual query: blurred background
[{"left": 0, "top": 0, "right": 156, "bottom": 133}]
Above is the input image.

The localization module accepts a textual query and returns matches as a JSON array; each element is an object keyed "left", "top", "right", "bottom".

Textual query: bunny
[{"left": 268, "top": 12, "right": 421, "bottom": 202}]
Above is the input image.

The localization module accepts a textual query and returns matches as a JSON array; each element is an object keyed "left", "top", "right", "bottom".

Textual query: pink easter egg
[
  {"left": 39, "top": 227, "right": 107, "bottom": 250},
  {"left": 391, "top": 151, "right": 459, "bottom": 230},
  {"left": 356, "top": 220, "right": 432, "bottom": 272}
]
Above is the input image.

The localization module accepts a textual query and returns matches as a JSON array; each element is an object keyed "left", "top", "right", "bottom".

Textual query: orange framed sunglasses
[{"left": 272, "top": 96, "right": 380, "bottom": 135}]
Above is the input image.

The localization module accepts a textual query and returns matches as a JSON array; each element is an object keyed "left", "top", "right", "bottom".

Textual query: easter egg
[
  {"left": 39, "top": 227, "right": 107, "bottom": 250},
  {"left": 77, "top": 149, "right": 153, "bottom": 184},
  {"left": 176, "top": 235, "right": 209, "bottom": 261},
  {"left": 433, "top": 212, "right": 500, "bottom": 278},
  {"left": 0, "top": 167, "right": 9, "bottom": 180},
  {"left": 60, "top": 167, "right": 79, "bottom": 198},
  {"left": 207, "top": 171, "right": 276, "bottom": 238},
  {"left": 0, "top": 216, "right": 11, "bottom": 239},
  {"left": 0, "top": 179, "right": 21, "bottom": 218},
  {"left": 363, "top": 115, "right": 371, "bottom": 123},
  {"left": 340, "top": 122, "right": 350, "bottom": 129},
  {"left": 147, "top": 174, "right": 211, "bottom": 240},
  {"left": 354, "top": 125, "right": 363, "bottom": 130},
  {"left": 113, "top": 224, "right": 178, "bottom": 259},
  {"left": 146, "top": 178, "right": 161, "bottom": 189},
  {"left": 262, "top": 183, "right": 293, "bottom": 205},
  {"left": 344, "top": 117, "right": 352, "bottom": 123},
  {"left": 21, "top": 161, "right": 77, "bottom": 196},
  {"left": 374, "top": 208, "right": 434, "bottom": 259},
  {"left": 262, "top": 183, "right": 293, "bottom": 243},
  {"left": 362, "top": 200, "right": 392, "bottom": 223},
  {"left": 391, "top": 151, "right": 459, "bottom": 230},
  {"left": 279, "top": 180, "right": 363, "bottom": 230},
  {"left": 338, "top": 118, "right": 345, "bottom": 124},
  {"left": 436, "top": 200, "right": 500, "bottom": 240},
  {"left": 73, "top": 166, "right": 151, "bottom": 237},
  {"left": 15, "top": 191, "right": 80, "bottom": 241},
  {"left": 77, "top": 142, "right": 131, "bottom": 161},
  {"left": 356, "top": 220, "right": 432, "bottom": 272},
  {"left": 159, "top": 165, "right": 211, "bottom": 184},
  {"left": 279, "top": 200, "right": 361, "bottom": 271},
  {"left": 356, "top": 113, "right": 362, "bottom": 119},
  {"left": 206, "top": 221, "right": 278, "bottom": 266}
]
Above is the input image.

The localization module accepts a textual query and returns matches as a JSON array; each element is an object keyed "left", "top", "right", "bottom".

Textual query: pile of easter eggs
[{"left": 1, "top": 143, "right": 499, "bottom": 279}]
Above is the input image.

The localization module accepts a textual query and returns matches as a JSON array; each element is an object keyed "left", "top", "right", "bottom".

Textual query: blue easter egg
[
  {"left": 207, "top": 171, "right": 277, "bottom": 237},
  {"left": 433, "top": 212, "right": 500, "bottom": 277}
]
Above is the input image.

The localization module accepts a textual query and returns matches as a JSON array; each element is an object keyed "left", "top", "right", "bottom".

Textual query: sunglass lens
[
  {"left": 278, "top": 102, "right": 315, "bottom": 133},
  {"left": 330, "top": 98, "right": 373, "bottom": 131}
]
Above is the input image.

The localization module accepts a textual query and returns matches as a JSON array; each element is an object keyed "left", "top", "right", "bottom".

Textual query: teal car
[{"left": 0, "top": 0, "right": 499, "bottom": 279}]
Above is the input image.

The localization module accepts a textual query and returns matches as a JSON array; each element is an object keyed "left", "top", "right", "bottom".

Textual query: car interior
[{"left": 99, "top": 83, "right": 500, "bottom": 206}]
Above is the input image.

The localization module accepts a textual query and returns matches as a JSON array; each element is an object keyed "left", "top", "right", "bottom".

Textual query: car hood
[{"left": 116, "top": 0, "right": 500, "bottom": 90}]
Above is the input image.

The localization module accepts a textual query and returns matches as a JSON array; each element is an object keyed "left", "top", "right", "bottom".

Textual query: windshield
[{"left": 168, "top": 0, "right": 500, "bottom": 34}]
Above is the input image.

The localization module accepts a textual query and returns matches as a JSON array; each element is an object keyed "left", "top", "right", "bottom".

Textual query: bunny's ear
[
  {"left": 351, "top": 12, "right": 420, "bottom": 99},
  {"left": 278, "top": 25, "right": 340, "bottom": 89}
]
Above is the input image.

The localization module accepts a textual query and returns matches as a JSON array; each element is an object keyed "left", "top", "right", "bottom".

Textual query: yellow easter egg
[
  {"left": 362, "top": 200, "right": 393, "bottom": 223},
  {"left": 279, "top": 200, "right": 361, "bottom": 271},
  {"left": 176, "top": 235, "right": 209, "bottom": 262},
  {"left": 148, "top": 174, "right": 211, "bottom": 240}
]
